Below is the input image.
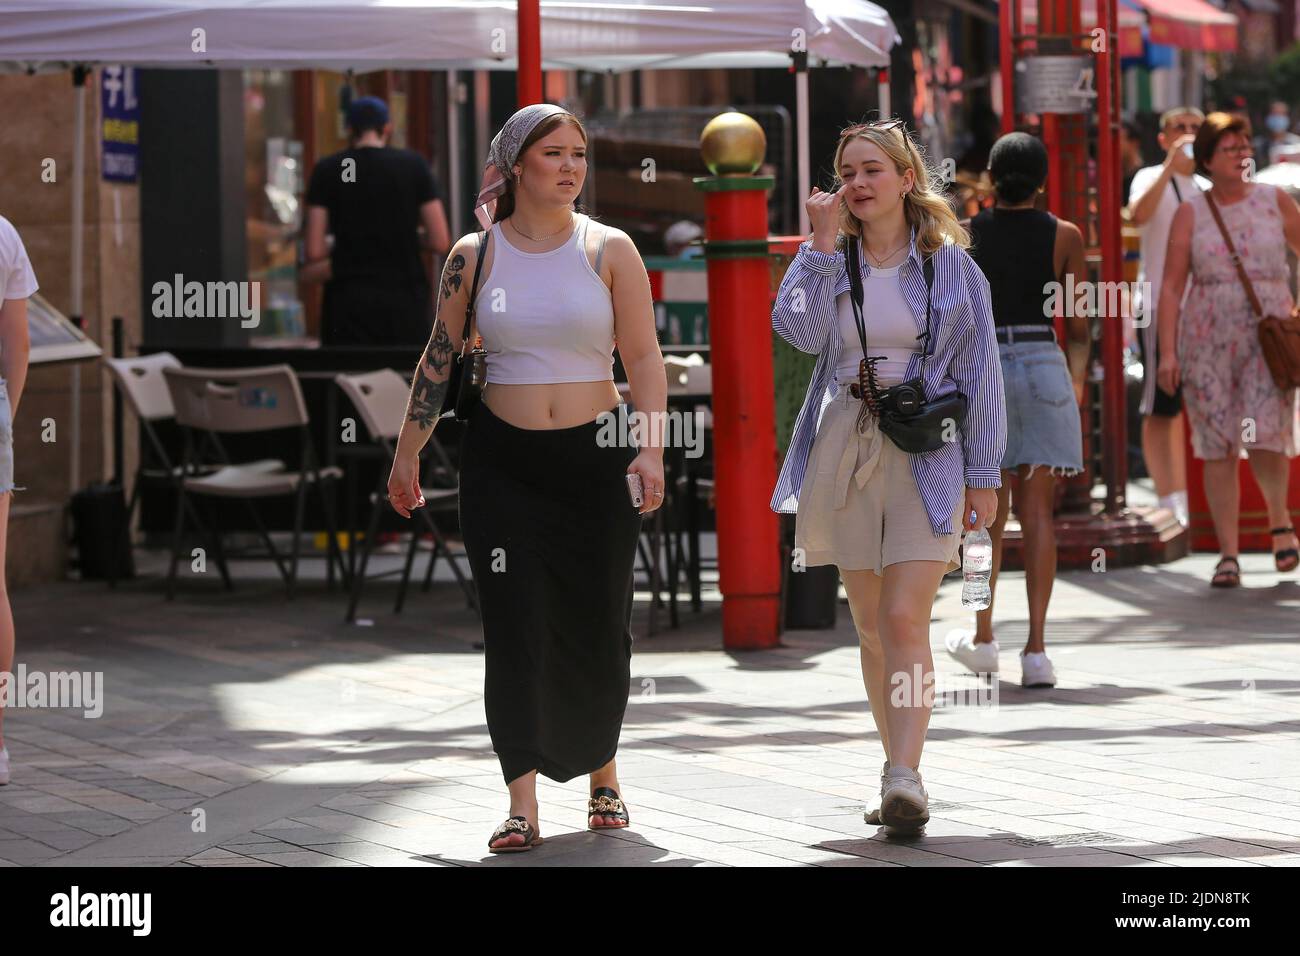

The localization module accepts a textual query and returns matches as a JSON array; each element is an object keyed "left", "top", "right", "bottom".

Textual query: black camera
[{"left": 879, "top": 379, "right": 926, "bottom": 417}]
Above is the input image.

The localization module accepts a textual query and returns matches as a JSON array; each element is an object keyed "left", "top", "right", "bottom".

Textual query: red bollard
[{"left": 693, "top": 171, "right": 781, "bottom": 649}]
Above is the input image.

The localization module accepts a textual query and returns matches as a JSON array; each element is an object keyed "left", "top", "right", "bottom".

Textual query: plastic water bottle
[{"left": 962, "top": 525, "right": 992, "bottom": 610}]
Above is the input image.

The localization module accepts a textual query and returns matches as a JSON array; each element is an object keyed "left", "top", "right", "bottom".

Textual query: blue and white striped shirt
[{"left": 770, "top": 233, "right": 1007, "bottom": 535}]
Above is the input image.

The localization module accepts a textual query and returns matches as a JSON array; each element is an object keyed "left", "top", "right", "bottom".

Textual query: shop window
[{"left": 244, "top": 70, "right": 306, "bottom": 339}]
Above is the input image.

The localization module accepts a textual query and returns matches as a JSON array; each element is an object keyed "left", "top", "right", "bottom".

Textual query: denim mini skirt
[{"left": 998, "top": 340, "right": 1084, "bottom": 478}]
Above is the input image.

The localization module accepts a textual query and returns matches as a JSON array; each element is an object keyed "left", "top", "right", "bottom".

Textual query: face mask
[{"left": 1267, "top": 114, "right": 1290, "bottom": 133}]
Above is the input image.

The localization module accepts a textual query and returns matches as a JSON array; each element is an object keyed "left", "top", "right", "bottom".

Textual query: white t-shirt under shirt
[
  {"left": 1129, "top": 164, "right": 1209, "bottom": 323},
  {"left": 0, "top": 215, "right": 38, "bottom": 305},
  {"left": 835, "top": 262, "right": 919, "bottom": 388}
]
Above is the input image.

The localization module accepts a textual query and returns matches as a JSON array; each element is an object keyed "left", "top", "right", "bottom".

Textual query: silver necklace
[{"left": 509, "top": 213, "right": 574, "bottom": 242}]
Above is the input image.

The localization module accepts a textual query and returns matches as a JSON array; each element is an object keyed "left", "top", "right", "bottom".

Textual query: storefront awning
[{"left": 1128, "top": 0, "right": 1239, "bottom": 52}]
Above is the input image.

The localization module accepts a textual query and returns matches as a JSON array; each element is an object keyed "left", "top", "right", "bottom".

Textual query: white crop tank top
[
  {"left": 834, "top": 263, "right": 920, "bottom": 388},
  {"left": 473, "top": 213, "right": 616, "bottom": 385}
]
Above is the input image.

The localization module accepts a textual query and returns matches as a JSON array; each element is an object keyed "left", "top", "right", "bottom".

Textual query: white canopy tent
[
  {"left": 1, "top": 1, "right": 894, "bottom": 72},
  {"left": 0, "top": 0, "right": 897, "bottom": 487},
  {"left": 1, "top": 0, "right": 897, "bottom": 228}
]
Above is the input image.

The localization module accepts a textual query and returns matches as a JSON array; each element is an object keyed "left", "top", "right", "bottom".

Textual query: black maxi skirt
[{"left": 458, "top": 399, "right": 642, "bottom": 785}]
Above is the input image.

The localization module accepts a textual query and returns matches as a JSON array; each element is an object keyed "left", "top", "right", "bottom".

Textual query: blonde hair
[{"left": 831, "top": 123, "right": 968, "bottom": 256}]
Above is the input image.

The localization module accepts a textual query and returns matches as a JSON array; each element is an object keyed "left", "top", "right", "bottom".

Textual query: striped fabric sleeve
[
  {"left": 771, "top": 240, "right": 843, "bottom": 354},
  {"left": 949, "top": 252, "right": 1007, "bottom": 488}
]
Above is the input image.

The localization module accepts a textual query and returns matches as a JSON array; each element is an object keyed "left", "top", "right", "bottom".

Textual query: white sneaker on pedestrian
[
  {"left": 1173, "top": 499, "right": 1189, "bottom": 529},
  {"left": 880, "top": 765, "right": 929, "bottom": 830},
  {"left": 1162, "top": 491, "right": 1190, "bottom": 528},
  {"left": 1021, "top": 651, "right": 1056, "bottom": 688},
  {"left": 864, "top": 760, "right": 889, "bottom": 825},
  {"left": 945, "top": 629, "right": 999, "bottom": 675},
  {"left": 0, "top": 747, "right": 10, "bottom": 786}
]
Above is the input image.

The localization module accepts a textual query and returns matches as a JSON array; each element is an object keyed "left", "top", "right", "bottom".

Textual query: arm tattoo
[
  {"left": 440, "top": 253, "right": 465, "bottom": 300},
  {"left": 407, "top": 248, "right": 469, "bottom": 430},
  {"left": 424, "top": 319, "right": 455, "bottom": 376},
  {"left": 409, "top": 316, "right": 453, "bottom": 430},
  {"left": 407, "top": 367, "right": 448, "bottom": 431}
]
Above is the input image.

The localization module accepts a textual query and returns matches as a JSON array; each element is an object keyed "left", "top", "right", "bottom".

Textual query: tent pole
[
  {"left": 474, "top": 71, "right": 489, "bottom": 193},
  {"left": 794, "top": 52, "right": 810, "bottom": 237},
  {"left": 71, "top": 65, "right": 88, "bottom": 495},
  {"left": 446, "top": 71, "right": 462, "bottom": 233}
]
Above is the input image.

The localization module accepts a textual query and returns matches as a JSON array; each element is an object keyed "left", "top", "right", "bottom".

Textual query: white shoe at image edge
[
  {"left": 1021, "top": 651, "right": 1057, "bottom": 688},
  {"left": 0, "top": 747, "right": 9, "bottom": 786},
  {"left": 945, "top": 629, "right": 999, "bottom": 675},
  {"left": 864, "top": 759, "right": 889, "bottom": 825},
  {"left": 880, "top": 765, "right": 929, "bottom": 829}
]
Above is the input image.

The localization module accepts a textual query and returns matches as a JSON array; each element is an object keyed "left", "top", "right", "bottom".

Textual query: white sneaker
[
  {"left": 864, "top": 760, "right": 889, "bottom": 825},
  {"left": 1021, "top": 651, "right": 1056, "bottom": 688},
  {"left": 880, "top": 765, "right": 929, "bottom": 830},
  {"left": 0, "top": 747, "right": 10, "bottom": 786},
  {"left": 1159, "top": 492, "right": 1190, "bottom": 527},
  {"left": 1172, "top": 491, "right": 1190, "bottom": 528},
  {"left": 945, "top": 629, "right": 999, "bottom": 675}
]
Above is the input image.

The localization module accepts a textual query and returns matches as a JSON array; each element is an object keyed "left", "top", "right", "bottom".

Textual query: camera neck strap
[{"left": 846, "top": 235, "right": 934, "bottom": 380}]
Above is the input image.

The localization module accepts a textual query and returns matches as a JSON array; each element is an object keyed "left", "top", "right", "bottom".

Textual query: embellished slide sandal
[
  {"left": 487, "top": 815, "right": 543, "bottom": 853},
  {"left": 588, "top": 787, "right": 631, "bottom": 830}
]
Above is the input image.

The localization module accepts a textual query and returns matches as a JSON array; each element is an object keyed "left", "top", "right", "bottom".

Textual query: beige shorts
[{"left": 795, "top": 389, "right": 963, "bottom": 576}]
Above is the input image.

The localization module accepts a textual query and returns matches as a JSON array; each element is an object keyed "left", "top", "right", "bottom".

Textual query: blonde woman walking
[{"left": 772, "top": 119, "right": 1006, "bottom": 830}]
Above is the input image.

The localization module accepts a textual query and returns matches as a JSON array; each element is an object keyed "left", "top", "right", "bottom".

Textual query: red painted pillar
[
  {"left": 1097, "top": 0, "right": 1127, "bottom": 513},
  {"left": 999, "top": 0, "right": 1015, "bottom": 134},
  {"left": 693, "top": 175, "right": 781, "bottom": 649},
  {"left": 517, "top": 0, "right": 542, "bottom": 106}
]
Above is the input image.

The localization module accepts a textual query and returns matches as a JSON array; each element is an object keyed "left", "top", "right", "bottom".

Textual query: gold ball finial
[{"left": 700, "top": 111, "right": 766, "bottom": 176}]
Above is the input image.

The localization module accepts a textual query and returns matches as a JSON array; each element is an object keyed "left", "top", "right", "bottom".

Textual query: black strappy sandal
[
  {"left": 487, "top": 815, "right": 543, "bottom": 853},
  {"left": 1271, "top": 527, "right": 1299, "bottom": 573},
  {"left": 588, "top": 787, "right": 631, "bottom": 830},
  {"left": 1211, "top": 556, "right": 1241, "bottom": 588}
]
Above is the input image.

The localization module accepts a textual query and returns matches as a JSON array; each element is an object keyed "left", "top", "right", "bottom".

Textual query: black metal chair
[
  {"left": 160, "top": 364, "right": 347, "bottom": 598},
  {"left": 104, "top": 352, "right": 286, "bottom": 587},
  {"left": 334, "top": 369, "right": 477, "bottom": 622}
]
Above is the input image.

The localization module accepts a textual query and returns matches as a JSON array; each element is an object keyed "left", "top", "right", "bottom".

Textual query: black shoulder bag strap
[
  {"left": 461, "top": 230, "right": 489, "bottom": 351},
  {"left": 921, "top": 253, "right": 936, "bottom": 371}
]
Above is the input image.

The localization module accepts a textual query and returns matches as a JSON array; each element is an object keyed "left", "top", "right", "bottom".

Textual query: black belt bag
[{"left": 846, "top": 238, "right": 968, "bottom": 454}]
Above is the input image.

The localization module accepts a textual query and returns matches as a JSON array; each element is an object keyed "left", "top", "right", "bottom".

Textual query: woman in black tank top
[
  {"left": 947, "top": 133, "right": 1089, "bottom": 691},
  {"left": 970, "top": 206, "right": 1059, "bottom": 331}
]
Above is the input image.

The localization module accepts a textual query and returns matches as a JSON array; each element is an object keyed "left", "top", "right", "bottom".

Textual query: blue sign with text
[{"left": 101, "top": 65, "right": 139, "bottom": 183}]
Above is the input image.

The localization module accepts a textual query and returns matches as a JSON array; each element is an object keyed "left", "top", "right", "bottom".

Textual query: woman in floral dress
[{"left": 1157, "top": 112, "right": 1300, "bottom": 586}]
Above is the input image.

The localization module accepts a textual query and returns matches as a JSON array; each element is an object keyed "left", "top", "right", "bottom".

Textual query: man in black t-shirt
[{"left": 304, "top": 96, "right": 450, "bottom": 347}]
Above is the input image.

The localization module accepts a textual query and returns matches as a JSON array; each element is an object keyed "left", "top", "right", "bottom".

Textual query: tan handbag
[{"left": 1204, "top": 191, "right": 1300, "bottom": 390}]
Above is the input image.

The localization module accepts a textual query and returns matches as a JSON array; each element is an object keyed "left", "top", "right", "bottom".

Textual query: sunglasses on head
[{"left": 842, "top": 118, "right": 907, "bottom": 137}]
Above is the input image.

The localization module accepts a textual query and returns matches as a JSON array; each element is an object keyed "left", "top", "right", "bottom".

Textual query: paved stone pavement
[{"left": 3, "top": 531, "right": 1300, "bottom": 868}]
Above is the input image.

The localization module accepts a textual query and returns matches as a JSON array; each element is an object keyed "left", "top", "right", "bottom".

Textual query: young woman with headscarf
[{"left": 386, "top": 104, "right": 668, "bottom": 852}]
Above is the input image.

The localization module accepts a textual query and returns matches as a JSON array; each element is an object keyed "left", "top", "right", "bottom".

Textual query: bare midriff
[{"left": 482, "top": 380, "right": 622, "bottom": 430}]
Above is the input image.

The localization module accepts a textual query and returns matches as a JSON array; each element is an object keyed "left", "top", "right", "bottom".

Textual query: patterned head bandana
[{"left": 474, "top": 103, "right": 576, "bottom": 230}]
